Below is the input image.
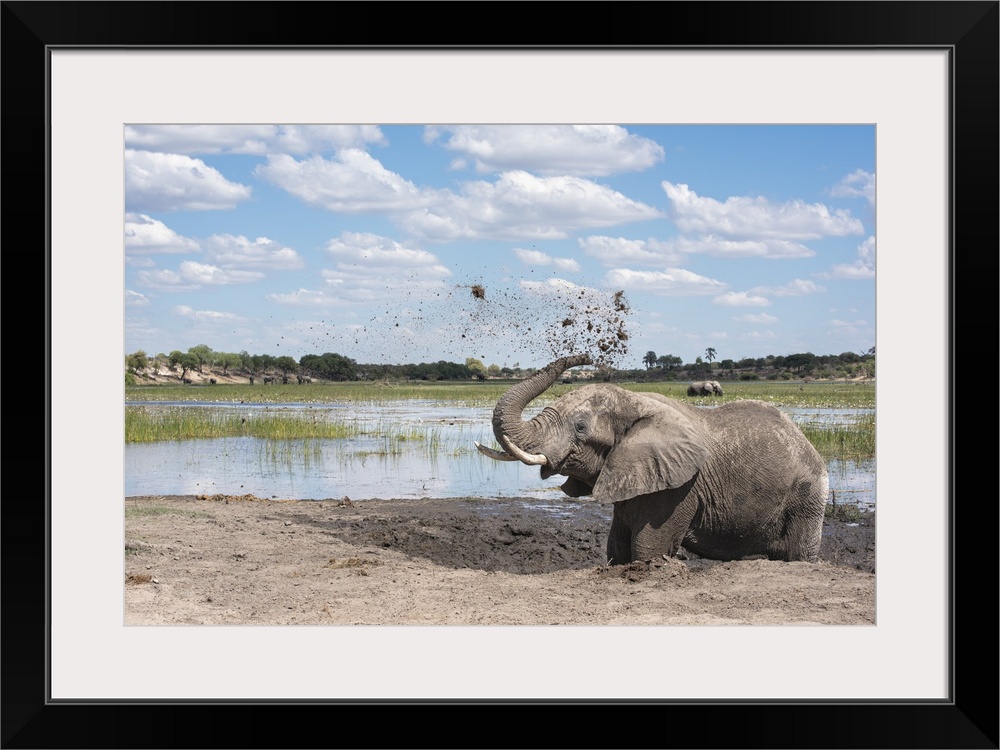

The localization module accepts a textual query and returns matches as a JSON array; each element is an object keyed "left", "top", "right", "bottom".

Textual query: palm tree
[{"left": 643, "top": 351, "right": 657, "bottom": 369}]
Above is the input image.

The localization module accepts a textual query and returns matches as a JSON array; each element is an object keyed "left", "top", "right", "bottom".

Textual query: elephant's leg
[
  {"left": 630, "top": 493, "right": 699, "bottom": 562},
  {"left": 778, "top": 506, "right": 825, "bottom": 562},
  {"left": 606, "top": 509, "right": 632, "bottom": 565}
]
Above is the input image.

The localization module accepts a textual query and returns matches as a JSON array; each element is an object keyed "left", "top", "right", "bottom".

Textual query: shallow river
[{"left": 125, "top": 401, "right": 875, "bottom": 511}]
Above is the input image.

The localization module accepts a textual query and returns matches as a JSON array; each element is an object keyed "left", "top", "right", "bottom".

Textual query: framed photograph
[{"left": 8, "top": 2, "right": 995, "bottom": 747}]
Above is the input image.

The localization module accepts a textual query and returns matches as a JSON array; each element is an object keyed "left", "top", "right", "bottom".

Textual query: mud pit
[{"left": 125, "top": 494, "right": 875, "bottom": 626}]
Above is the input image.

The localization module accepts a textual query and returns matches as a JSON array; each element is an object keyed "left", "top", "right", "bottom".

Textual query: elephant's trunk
[{"left": 476, "top": 354, "right": 591, "bottom": 465}]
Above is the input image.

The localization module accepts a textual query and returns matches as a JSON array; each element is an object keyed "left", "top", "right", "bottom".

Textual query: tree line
[
  {"left": 126, "top": 344, "right": 875, "bottom": 384},
  {"left": 125, "top": 346, "right": 511, "bottom": 383},
  {"left": 633, "top": 347, "right": 875, "bottom": 382}
]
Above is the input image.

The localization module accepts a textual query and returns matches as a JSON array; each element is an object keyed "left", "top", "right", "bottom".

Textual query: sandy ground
[{"left": 124, "top": 494, "right": 875, "bottom": 626}]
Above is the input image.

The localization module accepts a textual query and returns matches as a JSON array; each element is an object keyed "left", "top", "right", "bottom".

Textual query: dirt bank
[{"left": 124, "top": 494, "right": 874, "bottom": 626}]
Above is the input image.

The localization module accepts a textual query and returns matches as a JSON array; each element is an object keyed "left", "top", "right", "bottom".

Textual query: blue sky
[{"left": 124, "top": 124, "right": 875, "bottom": 370}]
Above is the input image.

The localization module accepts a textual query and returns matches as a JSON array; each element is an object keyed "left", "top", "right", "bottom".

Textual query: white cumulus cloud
[
  {"left": 513, "top": 248, "right": 581, "bottom": 272},
  {"left": 125, "top": 125, "right": 386, "bottom": 155},
  {"left": 829, "top": 169, "right": 875, "bottom": 205},
  {"left": 750, "top": 279, "right": 826, "bottom": 296},
  {"left": 137, "top": 260, "right": 264, "bottom": 291},
  {"left": 174, "top": 305, "right": 244, "bottom": 323},
  {"left": 125, "top": 150, "right": 252, "bottom": 212},
  {"left": 402, "top": 171, "right": 662, "bottom": 242},
  {"left": 124, "top": 213, "right": 200, "bottom": 254},
  {"left": 734, "top": 312, "right": 778, "bottom": 323},
  {"left": 203, "top": 234, "right": 304, "bottom": 270},
  {"left": 424, "top": 124, "right": 665, "bottom": 176},
  {"left": 125, "top": 289, "right": 150, "bottom": 307},
  {"left": 579, "top": 236, "right": 683, "bottom": 267},
  {"left": 255, "top": 150, "right": 428, "bottom": 212},
  {"left": 713, "top": 292, "right": 772, "bottom": 307},
  {"left": 662, "top": 182, "right": 864, "bottom": 240},
  {"left": 318, "top": 232, "right": 452, "bottom": 302},
  {"left": 820, "top": 236, "right": 876, "bottom": 279},
  {"left": 604, "top": 267, "right": 727, "bottom": 296}
]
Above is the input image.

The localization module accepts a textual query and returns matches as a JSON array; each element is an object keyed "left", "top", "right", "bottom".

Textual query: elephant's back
[{"left": 704, "top": 400, "right": 827, "bottom": 475}]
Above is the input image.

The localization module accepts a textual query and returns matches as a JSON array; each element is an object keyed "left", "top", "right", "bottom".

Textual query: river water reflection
[{"left": 125, "top": 401, "right": 874, "bottom": 511}]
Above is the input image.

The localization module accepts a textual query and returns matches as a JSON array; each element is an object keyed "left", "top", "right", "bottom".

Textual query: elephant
[
  {"left": 687, "top": 380, "right": 722, "bottom": 396},
  {"left": 476, "top": 355, "right": 827, "bottom": 564}
]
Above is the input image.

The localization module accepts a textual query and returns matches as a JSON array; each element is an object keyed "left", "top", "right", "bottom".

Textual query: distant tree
[
  {"left": 238, "top": 350, "right": 254, "bottom": 373},
  {"left": 643, "top": 351, "right": 658, "bottom": 369},
  {"left": 720, "top": 359, "right": 735, "bottom": 372},
  {"left": 217, "top": 352, "right": 242, "bottom": 376},
  {"left": 487, "top": 364, "right": 501, "bottom": 377},
  {"left": 785, "top": 352, "right": 816, "bottom": 373},
  {"left": 656, "top": 354, "right": 682, "bottom": 370},
  {"left": 187, "top": 344, "right": 214, "bottom": 373},
  {"left": 465, "top": 358, "right": 487, "bottom": 377},
  {"left": 275, "top": 356, "right": 299, "bottom": 375},
  {"left": 125, "top": 350, "right": 148, "bottom": 373},
  {"left": 705, "top": 347, "right": 717, "bottom": 364},
  {"left": 168, "top": 351, "right": 198, "bottom": 381}
]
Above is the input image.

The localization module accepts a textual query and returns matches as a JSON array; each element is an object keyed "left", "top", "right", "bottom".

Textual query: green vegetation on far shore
[{"left": 127, "top": 378, "right": 874, "bottom": 410}]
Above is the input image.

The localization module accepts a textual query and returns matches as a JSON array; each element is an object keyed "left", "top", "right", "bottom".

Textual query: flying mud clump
[
  {"left": 540, "top": 288, "right": 631, "bottom": 368},
  {"left": 344, "top": 277, "right": 634, "bottom": 369}
]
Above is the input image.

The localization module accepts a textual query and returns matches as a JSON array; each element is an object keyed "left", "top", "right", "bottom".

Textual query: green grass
[
  {"left": 799, "top": 411, "right": 875, "bottom": 460},
  {"left": 126, "top": 378, "right": 875, "bottom": 409},
  {"left": 126, "top": 381, "right": 513, "bottom": 407},
  {"left": 126, "top": 406, "right": 444, "bottom": 444},
  {"left": 617, "top": 380, "right": 875, "bottom": 409}
]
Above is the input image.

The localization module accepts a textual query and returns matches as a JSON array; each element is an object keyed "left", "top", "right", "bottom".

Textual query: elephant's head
[{"left": 476, "top": 355, "right": 710, "bottom": 504}]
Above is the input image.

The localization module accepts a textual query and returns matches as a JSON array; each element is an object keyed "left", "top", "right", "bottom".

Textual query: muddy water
[{"left": 125, "top": 401, "right": 875, "bottom": 510}]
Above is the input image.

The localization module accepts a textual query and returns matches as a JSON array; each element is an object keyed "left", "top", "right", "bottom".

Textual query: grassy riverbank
[
  {"left": 125, "top": 380, "right": 875, "bottom": 461},
  {"left": 126, "top": 378, "right": 874, "bottom": 409}
]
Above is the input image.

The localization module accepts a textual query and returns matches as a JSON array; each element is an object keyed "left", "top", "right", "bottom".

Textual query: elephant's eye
[{"left": 575, "top": 420, "right": 587, "bottom": 433}]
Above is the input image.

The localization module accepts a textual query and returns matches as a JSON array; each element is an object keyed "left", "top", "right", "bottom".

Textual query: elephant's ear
[{"left": 592, "top": 403, "right": 710, "bottom": 504}]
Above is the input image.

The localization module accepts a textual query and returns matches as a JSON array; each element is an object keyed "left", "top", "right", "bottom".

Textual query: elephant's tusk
[
  {"left": 474, "top": 441, "right": 518, "bottom": 461},
  {"left": 499, "top": 434, "right": 548, "bottom": 466}
]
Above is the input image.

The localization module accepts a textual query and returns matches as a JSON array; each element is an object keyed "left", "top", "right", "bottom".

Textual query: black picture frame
[{"left": 4, "top": 2, "right": 996, "bottom": 748}]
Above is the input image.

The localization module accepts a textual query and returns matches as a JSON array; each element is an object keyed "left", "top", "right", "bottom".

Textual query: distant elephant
[
  {"left": 263, "top": 376, "right": 274, "bottom": 384},
  {"left": 209, "top": 378, "right": 217, "bottom": 385},
  {"left": 249, "top": 376, "right": 255, "bottom": 385},
  {"left": 687, "top": 380, "right": 721, "bottom": 396},
  {"left": 476, "top": 355, "right": 827, "bottom": 564}
]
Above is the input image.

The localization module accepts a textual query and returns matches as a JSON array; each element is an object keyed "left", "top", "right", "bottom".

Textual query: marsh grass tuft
[{"left": 799, "top": 411, "right": 875, "bottom": 460}]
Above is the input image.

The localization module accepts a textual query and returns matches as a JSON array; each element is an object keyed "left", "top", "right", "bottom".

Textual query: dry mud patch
[{"left": 125, "top": 495, "right": 874, "bottom": 626}]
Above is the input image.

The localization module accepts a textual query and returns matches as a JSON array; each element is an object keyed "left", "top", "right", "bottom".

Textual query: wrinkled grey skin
[
  {"left": 687, "top": 380, "right": 722, "bottom": 396},
  {"left": 477, "top": 355, "right": 827, "bottom": 564}
]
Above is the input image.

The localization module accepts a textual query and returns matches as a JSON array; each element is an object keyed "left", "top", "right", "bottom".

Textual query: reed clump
[{"left": 799, "top": 411, "right": 875, "bottom": 460}]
